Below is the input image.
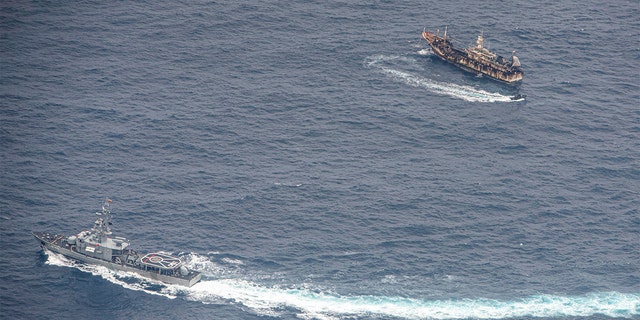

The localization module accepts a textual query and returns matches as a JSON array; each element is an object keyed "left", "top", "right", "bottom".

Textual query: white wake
[
  {"left": 44, "top": 250, "right": 639, "bottom": 319},
  {"left": 365, "top": 54, "right": 515, "bottom": 103}
]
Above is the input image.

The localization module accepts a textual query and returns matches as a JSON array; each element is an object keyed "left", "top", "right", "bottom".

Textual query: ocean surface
[{"left": 1, "top": 1, "right": 639, "bottom": 319}]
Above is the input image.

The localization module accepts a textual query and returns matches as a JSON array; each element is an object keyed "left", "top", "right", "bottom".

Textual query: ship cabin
[
  {"left": 467, "top": 34, "right": 497, "bottom": 63},
  {"left": 466, "top": 33, "right": 522, "bottom": 72},
  {"left": 68, "top": 229, "right": 132, "bottom": 262}
]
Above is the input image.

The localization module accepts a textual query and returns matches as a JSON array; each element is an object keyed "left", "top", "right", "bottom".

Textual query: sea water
[{"left": 1, "top": 1, "right": 638, "bottom": 319}]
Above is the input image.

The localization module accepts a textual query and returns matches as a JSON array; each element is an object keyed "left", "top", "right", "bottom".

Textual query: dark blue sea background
[{"left": 1, "top": 1, "right": 639, "bottom": 319}]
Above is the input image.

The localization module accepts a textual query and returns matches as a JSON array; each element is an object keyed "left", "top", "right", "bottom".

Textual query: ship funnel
[
  {"left": 511, "top": 51, "right": 521, "bottom": 67},
  {"left": 476, "top": 34, "right": 484, "bottom": 49}
]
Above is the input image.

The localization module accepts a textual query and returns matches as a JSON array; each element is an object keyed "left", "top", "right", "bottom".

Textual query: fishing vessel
[
  {"left": 33, "top": 199, "right": 201, "bottom": 287},
  {"left": 422, "top": 27, "right": 523, "bottom": 83}
]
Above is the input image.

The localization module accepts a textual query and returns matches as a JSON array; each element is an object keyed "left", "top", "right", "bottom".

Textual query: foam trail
[
  {"left": 366, "top": 54, "right": 514, "bottom": 103},
  {"left": 45, "top": 251, "right": 639, "bottom": 319},
  {"left": 178, "top": 278, "right": 639, "bottom": 319}
]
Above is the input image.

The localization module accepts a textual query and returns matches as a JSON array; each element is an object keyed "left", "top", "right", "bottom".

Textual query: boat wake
[
  {"left": 169, "top": 279, "right": 640, "bottom": 319},
  {"left": 44, "top": 250, "right": 639, "bottom": 319},
  {"left": 365, "top": 54, "right": 516, "bottom": 103}
]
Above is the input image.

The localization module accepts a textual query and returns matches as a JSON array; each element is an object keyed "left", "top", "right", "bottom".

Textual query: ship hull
[
  {"left": 422, "top": 31, "right": 523, "bottom": 83},
  {"left": 33, "top": 232, "right": 201, "bottom": 287}
]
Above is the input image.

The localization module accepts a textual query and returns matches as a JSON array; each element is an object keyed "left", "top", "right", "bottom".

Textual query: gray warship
[{"left": 33, "top": 199, "right": 202, "bottom": 287}]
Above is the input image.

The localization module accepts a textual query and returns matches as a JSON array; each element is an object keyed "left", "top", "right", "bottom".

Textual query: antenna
[{"left": 94, "top": 198, "right": 113, "bottom": 236}]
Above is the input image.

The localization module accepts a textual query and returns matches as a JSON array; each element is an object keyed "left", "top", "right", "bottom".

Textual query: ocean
[{"left": 1, "top": 1, "right": 638, "bottom": 319}]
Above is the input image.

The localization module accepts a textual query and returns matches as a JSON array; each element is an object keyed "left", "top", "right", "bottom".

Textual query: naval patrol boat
[{"left": 33, "top": 199, "right": 202, "bottom": 287}]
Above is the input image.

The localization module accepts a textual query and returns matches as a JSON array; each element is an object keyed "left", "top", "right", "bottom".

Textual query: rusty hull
[{"left": 421, "top": 31, "right": 523, "bottom": 83}]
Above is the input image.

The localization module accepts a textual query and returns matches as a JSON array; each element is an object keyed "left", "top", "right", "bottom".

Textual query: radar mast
[{"left": 92, "top": 198, "right": 113, "bottom": 239}]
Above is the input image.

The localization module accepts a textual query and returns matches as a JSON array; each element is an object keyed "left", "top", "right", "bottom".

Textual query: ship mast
[
  {"left": 92, "top": 198, "right": 113, "bottom": 240},
  {"left": 477, "top": 31, "right": 484, "bottom": 49}
]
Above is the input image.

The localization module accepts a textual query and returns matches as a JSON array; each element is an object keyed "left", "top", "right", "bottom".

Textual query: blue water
[{"left": 1, "top": 1, "right": 639, "bottom": 319}]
